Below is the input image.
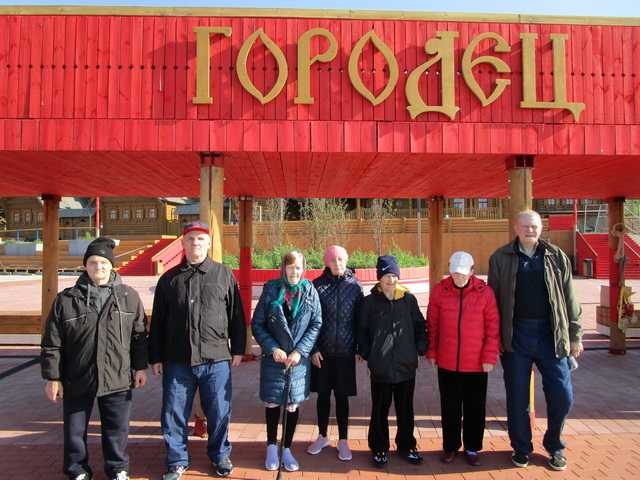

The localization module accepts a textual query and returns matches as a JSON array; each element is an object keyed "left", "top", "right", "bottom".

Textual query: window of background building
[
  {"left": 24, "top": 211, "right": 32, "bottom": 223},
  {"left": 122, "top": 208, "right": 130, "bottom": 220},
  {"left": 135, "top": 208, "right": 144, "bottom": 220},
  {"left": 148, "top": 207, "right": 157, "bottom": 219},
  {"left": 109, "top": 209, "right": 117, "bottom": 220},
  {"left": 453, "top": 198, "right": 465, "bottom": 209},
  {"left": 478, "top": 198, "right": 489, "bottom": 209},
  {"left": 13, "top": 212, "right": 20, "bottom": 223},
  {"left": 36, "top": 212, "right": 43, "bottom": 224},
  {"left": 547, "top": 199, "right": 557, "bottom": 206}
]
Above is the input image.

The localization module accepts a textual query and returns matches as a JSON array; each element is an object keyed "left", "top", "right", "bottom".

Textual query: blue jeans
[
  {"left": 501, "top": 318, "right": 573, "bottom": 456},
  {"left": 161, "top": 360, "right": 232, "bottom": 468}
]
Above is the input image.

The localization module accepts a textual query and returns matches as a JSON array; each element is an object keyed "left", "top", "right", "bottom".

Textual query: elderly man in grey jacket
[{"left": 488, "top": 210, "right": 582, "bottom": 472}]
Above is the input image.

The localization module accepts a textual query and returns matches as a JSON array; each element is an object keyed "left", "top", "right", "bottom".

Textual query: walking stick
[{"left": 277, "top": 365, "right": 293, "bottom": 480}]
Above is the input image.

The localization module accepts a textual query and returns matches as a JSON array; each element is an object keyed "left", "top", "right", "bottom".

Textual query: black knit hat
[
  {"left": 376, "top": 255, "right": 400, "bottom": 280},
  {"left": 83, "top": 237, "right": 116, "bottom": 266}
]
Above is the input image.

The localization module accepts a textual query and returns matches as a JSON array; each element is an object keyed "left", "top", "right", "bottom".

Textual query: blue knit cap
[{"left": 376, "top": 255, "right": 400, "bottom": 280}]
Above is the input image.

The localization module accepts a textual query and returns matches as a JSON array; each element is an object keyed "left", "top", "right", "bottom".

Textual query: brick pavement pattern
[{"left": 1, "top": 346, "right": 639, "bottom": 479}]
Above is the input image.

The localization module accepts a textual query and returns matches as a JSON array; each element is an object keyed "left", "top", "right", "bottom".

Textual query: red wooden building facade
[{"left": 0, "top": 6, "right": 638, "bottom": 352}]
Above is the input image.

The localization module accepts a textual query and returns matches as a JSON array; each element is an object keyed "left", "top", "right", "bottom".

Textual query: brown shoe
[
  {"left": 440, "top": 451, "right": 457, "bottom": 464},
  {"left": 465, "top": 451, "right": 480, "bottom": 466}
]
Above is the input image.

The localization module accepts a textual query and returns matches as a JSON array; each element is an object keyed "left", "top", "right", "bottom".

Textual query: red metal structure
[
  {"left": 0, "top": 6, "right": 639, "bottom": 199},
  {"left": 0, "top": 6, "right": 638, "bottom": 355}
]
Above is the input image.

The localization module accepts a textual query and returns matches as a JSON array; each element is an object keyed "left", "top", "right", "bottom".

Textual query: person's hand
[
  {"left": 45, "top": 380, "right": 63, "bottom": 402},
  {"left": 272, "top": 348, "right": 287, "bottom": 364},
  {"left": 134, "top": 370, "right": 147, "bottom": 388},
  {"left": 231, "top": 355, "right": 243, "bottom": 367},
  {"left": 482, "top": 363, "right": 494, "bottom": 373},
  {"left": 428, "top": 358, "right": 437, "bottom": 367},
  {"left": 311, "top": 352, "right": 323, "bottom": 368},
  {"left": 151, "top": 363, "right": 163, "bottom": 376},
  {"left": 570, "top": 341, "right": 584, "bottom": 358},
  {"left": 356, "top": 354, "right": 365, "bottom": 363},
  {"left": 286, "top": 350, "right": 302, "bottom": 368}
]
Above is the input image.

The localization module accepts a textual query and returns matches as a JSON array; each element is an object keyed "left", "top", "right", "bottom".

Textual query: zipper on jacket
[
  {"left": 335, "top": 278, "right": 341, "bottom": 353},
  {"left": 456, "top": 287, "right": 464, "bottom": 372}
]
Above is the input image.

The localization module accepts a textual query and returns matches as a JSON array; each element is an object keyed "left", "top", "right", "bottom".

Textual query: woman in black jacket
[
  {"left": 357, "top": 255, "right": 427, "bottom": 468},
  {"left": 307, "top": 246, "right": 364, "bottom": 461}
]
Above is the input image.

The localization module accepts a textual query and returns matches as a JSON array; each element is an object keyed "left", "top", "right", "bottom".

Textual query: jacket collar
[
  {"left": 501, "top": 237, "right": 553, "bottom": 256},
  {"left": 371, "top": 282, "right": 409, "bottom": 300},
  {"left": 179, "top": 256, "right": 214, "bottom": 273},
  {"left": 440, "top": 275, "right": 485, "bottom": 292},
  {"left": 319, "top": 266, "right": 356, "bottom": 282}
]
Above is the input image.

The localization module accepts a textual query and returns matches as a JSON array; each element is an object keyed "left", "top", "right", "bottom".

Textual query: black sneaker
[
  {"left": 548, "top": 453, "right": 567, "bottom": 471},
  {"left": 162, "top": 465, "right": 187, "bottom": 480},
  {"left": 372, "top": 451, "right": 388, "bottom": 467},
  {"left": 511, "top": 452, "right": 529, "bottom": 468},
  {"left": 71, "top": 473, "right": 92, "bottom": 480},
  {"left": 215, "top": 457, "right": 234, "bottom": 477},
  {"left": 402, "top": 448, "right": 423, "bottom": 465}
]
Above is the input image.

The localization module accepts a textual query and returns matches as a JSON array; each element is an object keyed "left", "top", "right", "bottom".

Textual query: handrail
[
  {"left": 576, "top": 231, "right": 599, "bottom": 258},
  {"left": 151, "top": 237, "right": 184, "bottom": 274}
]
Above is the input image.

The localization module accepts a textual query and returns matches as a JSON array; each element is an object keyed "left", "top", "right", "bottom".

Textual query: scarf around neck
[{"left": 271, "top": 278, "right": 310, "bottom": 319}]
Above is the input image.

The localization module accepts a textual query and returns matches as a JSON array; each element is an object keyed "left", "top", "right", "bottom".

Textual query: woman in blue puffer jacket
[
  {"left": 307, "top": 245, "right": 364, "bottom": 462},
  {"left": 252, "top": 250, "right": 322, "bottom": 473}
]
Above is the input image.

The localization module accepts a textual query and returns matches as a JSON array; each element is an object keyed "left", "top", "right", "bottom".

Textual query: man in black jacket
[
  {"left": 149, "top": 222, "right": 246, "bottom": 479},
  {"left": 357, "top": 255, "right": 427, "bottom": 468},
  {"left": 41, "top": 237, "right": 149, "bottom": 480}
]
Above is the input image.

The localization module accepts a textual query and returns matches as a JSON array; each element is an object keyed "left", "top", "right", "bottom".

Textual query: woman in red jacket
[{"left": 426, "top": 251, "right": 500, "bottom": 467}]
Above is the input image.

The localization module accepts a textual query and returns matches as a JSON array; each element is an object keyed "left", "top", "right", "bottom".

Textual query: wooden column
[
  {"left": 608, "top": 197, "right": 626, "bottom": 355},
  {"left": 41, "top": 194, "right": 60, "bottom": 331},
  {"left": 199, "top": 154, "right": 224, "bottom": 262},
  {"left": 238, "top": 196, "right": 254, "bottom": 356},
  {"left": 429, "top": 196, "right": 444, "bottom": 287},
  {"left": 507, "top": 155, "right": 534, "bottom": 234}
]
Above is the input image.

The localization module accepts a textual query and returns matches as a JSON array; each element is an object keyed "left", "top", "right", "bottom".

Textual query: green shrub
[
  {"left": 245, "top": 245, "right": 427, "bottom": 269},
  {"left": 223, "top": 252, "right": 239, "bottom": 269}
]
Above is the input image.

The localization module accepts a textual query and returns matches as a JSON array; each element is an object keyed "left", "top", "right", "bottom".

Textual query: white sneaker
[
  {"left": 74, "top": 475, "right": 90, "bottom": 480},
  {"left": 265, "top": 444, "right": 279, "bottom": 471},
  {"left": 337, "top": 439, "right": 352, "bottom": 461},
  {"left": 282, "top": 448, "right": 300, "bottom": 472},
  {"left": 306, "top": 435, "right": 330, "bottom": 455},
  {"left": 112, "top": 472, "right": 129, "bottom": 480}
]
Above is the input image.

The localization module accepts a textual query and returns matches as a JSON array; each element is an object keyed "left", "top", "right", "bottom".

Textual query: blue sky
[{"left": 1, "top": 0, "right": 640, "bottom": 17}]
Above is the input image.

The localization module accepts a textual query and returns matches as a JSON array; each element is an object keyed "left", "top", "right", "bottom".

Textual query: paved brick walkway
[{"left": 1, "top": 345, "right": 639, "bottom": 479}]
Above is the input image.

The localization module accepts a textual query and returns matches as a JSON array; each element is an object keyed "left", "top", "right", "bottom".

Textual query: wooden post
[
  {"left": 416, "top": 198, "right": 422, "bottom": 257},
  {"left": 506, "top": 155, "right": 536, "bottom": 429},
  {"left": 41, "top": 194, "right": 60, "bottom": 331},
  {"left": 239, "top": 196, "right": 254, "bottom": 356},
  {"left": 95, "top": 196, "right": 101, "bottom": 237},
  {"left": 199, "top": 154, "right": 224, "bottom": 262},
  {"left": 507, "top": 155, "right": 534, "bottom": 234},
  {"left": 608, "top": 197, "right": 626, "bottom": 355},
  {"left": 429, "top": 196, "right": 444, "bottom": 287}
]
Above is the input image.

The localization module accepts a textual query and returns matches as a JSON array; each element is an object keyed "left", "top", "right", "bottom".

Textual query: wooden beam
[
  {"left": 507, "top": 155, "right": 534, "bottom": 234},
  {"left": 238, "top": 196, "right": 254, "bottom": 355},
  {"left": 199, "top": 154, "right": 224, "bottom": 262},
  {"left": 608, "top": 197, "right": 626, "bottom": 355},
  {"left": 41, "top": 194, "right": 60, "bottom": 332},
  {"left": 429, "top": 196, "right": 444, "bottom": 287}
]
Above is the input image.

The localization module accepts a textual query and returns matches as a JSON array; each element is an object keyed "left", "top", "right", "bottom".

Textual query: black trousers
[
  {"left": 368, "top": 378, "right": 416, "bottom": 453},
  {"left": 317, "top": 391, "right": 349, "bottom": 439},
  {"left": 438, "top": 368, "right": 488, "bottom": 453},
  {"left": 63, "top": 390, "right": 132, "bottom": 478}
]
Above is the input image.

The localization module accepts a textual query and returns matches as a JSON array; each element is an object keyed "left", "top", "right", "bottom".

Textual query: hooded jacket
[
  {"left": 426, "top": 275, "right": 500, "bottom": 372},
  {"left": 41, "top": 272, "right": 148, "bottom": 398},
  {"left": 357, "top": 284, "right": 427, "bottom": 384},
  {"left": 312, "top": 267, "right": 364, "bottom": 357}
]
